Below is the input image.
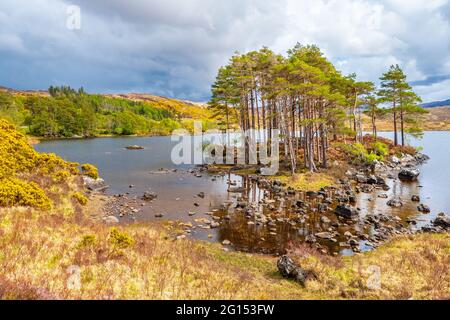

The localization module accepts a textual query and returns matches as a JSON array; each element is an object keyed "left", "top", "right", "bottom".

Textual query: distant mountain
[{"left": 421, "top": 99, "right": 450, "bottom": 108}]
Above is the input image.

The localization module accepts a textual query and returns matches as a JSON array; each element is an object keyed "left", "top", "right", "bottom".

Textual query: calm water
[{"left": 35, "top": 132, "right": 450, "bottom": 255}]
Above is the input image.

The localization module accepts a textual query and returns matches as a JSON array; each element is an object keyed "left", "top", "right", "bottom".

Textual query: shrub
[
  {"left": 72, "top": 192, "right": 88, "bottom": 206},
  {"left": 52, "top": 170, "right": 71, "bottom": 183},
  {"left": 0, "top": 178, "right": 52, "bottom": 210},
  {"left": 77, "top": 235, "right": 97, "bottom": 249},
  {"left": 109, "top": 227, "right": 135, "bottom": 250},
  {"left": 370, "top": 141, "right": 388, "bottom": 158},
  {"left": 338, "top": 142, "right": 383, "bottom": 165},
  {"left": 81, "top": 164, "right": 99, "bottom": 179}
]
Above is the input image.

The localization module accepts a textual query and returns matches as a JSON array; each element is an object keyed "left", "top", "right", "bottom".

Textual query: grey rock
[
  {"left": 417, "top": 204, "right": 431, "bottom": 213},
  {"left": 433, "top": 213, "right": 450, "bottom": 228},
  {"left": 398, "top": 168, "right": 420, "bottom": 181},
  {"left": 334, "top": 205, "right": 359, "bottom": 219},
  {"left": 277, "top": 255, "right": 316, "bottom": 286},
  {"left": 387, "top": 198, "right": 403, "bottom": 207},
  {"left": 83, "top": 176, "right": 108, "bottom": 192},
  {"left": 142, "top": 191, "right": 158, "bottom": 201},
  {"left": 103, "top": 216, "right": 119, "bottom": 224}
]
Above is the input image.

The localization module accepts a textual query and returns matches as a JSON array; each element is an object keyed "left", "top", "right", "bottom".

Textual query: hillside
[
  {"left": 0, "top": 86, "right": 214, "bottom": 138},
  {"left": 421, "top": 99, "right": 450, "bottom": 108},
  {"left": 363, "top": 106, "right": 450, "bottom": 131}
]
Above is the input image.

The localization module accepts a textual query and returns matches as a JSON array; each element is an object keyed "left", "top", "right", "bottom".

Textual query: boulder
[
  {"left": 366, "top": 175, "right": 378, "bottom": 185},
  {"left": 391, "top": 156, "right": 400, "bottom": 164},
  {"left": 398, "top": 168, "right": 420, "bottom": 181},
  {"left": 83, "top": 176, "right": 108, "bottom": 192},
  {"left": 103, "top": 216, "right": 119, "bottom": 224},
  {"left": 197, "top": 192, "right": 205, "bottom": 198},
  {"left": 142, "top": 191, "right": 158, "bottom": 201},
  {"left": 414, "top": 153, "right": 430, "bottom": 164},
  {"left": 315, "top": 232, "right": 333, "bottom": 240},
  {"left": 417, "top": 204, "right": 431, "bottom": 213},
  {"left": 433, "top": 213, "right": 450, "bottom": 228},
  {"left": 277, "top": 255, "right": 316, "bottom": 287},
  {"left": 355, "top": 174, "right": 368, "bottom": 184},
  {"left": 400, "top": 154, "right": 415, "bottom": 164},
  {"left": 334, "top": 205, "right": 359, "bottom": 219},
  {"left": 387, "top": 198, "right": 403, "bottom": 207},
  {"left": 320, "top": 216, "right": 331, "bottom": 224},
  {"left": 411, "top": 195, "right": 421, "bottom": 202}
]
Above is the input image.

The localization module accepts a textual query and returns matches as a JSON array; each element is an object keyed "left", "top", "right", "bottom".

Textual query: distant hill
[
  {"left": 421, "top": 99, "right": 450, "bottom": 108},
  {"left": 0, "top": 86, "right": 214, "bottom": 138},
  {"left": 363, "top": 106, "right": 450, "bottom": 131}
]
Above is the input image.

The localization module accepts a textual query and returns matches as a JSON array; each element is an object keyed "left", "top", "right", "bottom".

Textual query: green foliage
[
  {"left": 370, "top": 141, "right": 388, "bottom": 157},
  {"left": 81, "top": 164, "right": 99, "bottom": 179},
  {"left": 1, "top": 86, "right": 212, "bottom": 138},
  {"left": 338, "top": 142, "right": 384, "bottom": 165}
]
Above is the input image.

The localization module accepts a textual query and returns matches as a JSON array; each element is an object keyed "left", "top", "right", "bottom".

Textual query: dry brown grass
[{"left": 1, "top": 197, "right": 448, "bottom": 300}]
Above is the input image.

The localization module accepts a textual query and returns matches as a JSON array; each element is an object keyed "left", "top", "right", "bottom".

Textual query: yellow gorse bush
[
  {"left": 0, "top": 118, "right": 82, "bottom": 209},
  {"left": 0, "top": 177, "right": 51, "bottom": 209},
  {"left": 81, "top": 164, "right": 99, "bottom": 179}
]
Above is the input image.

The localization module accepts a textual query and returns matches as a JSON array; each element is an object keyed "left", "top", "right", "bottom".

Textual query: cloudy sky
[{"left": 1, "top": 0, "right": 450, "bottom": 102}]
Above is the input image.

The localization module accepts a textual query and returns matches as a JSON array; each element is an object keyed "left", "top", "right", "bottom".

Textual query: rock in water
[
  {"left": 277, "top": 255, "right": 316, "bottom": 287},
  {"left": 417, "top": 204, "right": 431, "bottom": 213},
  {"left": 411, "top": 195, "right": 421, "bottom": 202},
  {"left": 433, "top": 213, "right": 450, "bottom": 228},
  {"left": 334, "top": 205, "right": 359, "bottom": 219},
  {"left": 398, "top": 168, "right": 420, "bottom": 181},
  {"left": 142, "top": 191, "right": 158, "bottom": 201},
  {"left": 125, "top": 145, "right": 144, "bottom": 150},
  {"left": 387, "top": 198, "right": 403, "bottom": 207}
]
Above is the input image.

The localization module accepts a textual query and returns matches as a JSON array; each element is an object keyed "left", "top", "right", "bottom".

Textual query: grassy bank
[{"left": 1, "top": 203, "right": 448, "bottom": 299}]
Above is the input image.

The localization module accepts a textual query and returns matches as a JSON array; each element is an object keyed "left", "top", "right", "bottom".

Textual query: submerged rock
[
  {"left": 334, "top": 205, "right": 359, "bottom": 219},
  {"left": 387, "top": 198, "right": 403, "bottom": 207}
]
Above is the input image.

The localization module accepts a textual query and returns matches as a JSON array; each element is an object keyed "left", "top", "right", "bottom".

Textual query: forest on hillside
[
  {"left": 208, "top": 44, "right": 427, "bottom": 173},
  {"left": 0, "top": 86, "right": 213, "bottom": 138}
]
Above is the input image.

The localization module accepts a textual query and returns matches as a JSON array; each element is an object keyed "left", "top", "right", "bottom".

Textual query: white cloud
[{"left": 0, "top": 0, "right": 450, "bottom": 101}]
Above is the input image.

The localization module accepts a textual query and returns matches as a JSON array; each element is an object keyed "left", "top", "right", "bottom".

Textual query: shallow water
[{"left": 35, "top": 131, "right": 450, "bottom": 255}]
